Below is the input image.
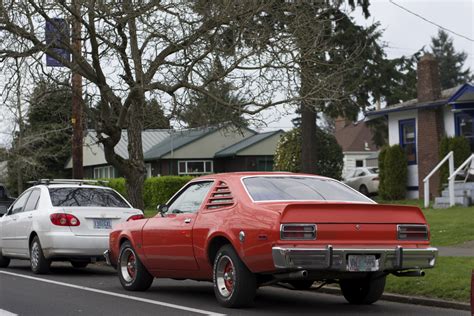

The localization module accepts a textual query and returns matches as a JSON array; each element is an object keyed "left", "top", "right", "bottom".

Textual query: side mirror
[{"left": 157, "top": 204, "right": 168, "bottom": 216}]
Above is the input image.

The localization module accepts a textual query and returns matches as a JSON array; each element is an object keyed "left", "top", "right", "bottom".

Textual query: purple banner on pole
[{"left": 45, "top": 18, "right": 71, "bottom": 67}]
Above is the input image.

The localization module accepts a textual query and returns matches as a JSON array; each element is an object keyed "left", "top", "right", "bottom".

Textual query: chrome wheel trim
[
  {"left": 30, "top": 241, "right": 40, "bottom": 269},
  {"left": 216, "top": 255, "right": 235, "bottom": 298},
  {"left": 120, "top": 248, "right": 137, "bottom": 283}
]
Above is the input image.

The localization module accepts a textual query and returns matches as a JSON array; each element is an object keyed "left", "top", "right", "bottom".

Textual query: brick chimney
[
  {"left": 335, "top": 116, "right": 351, "bottom": 131},
  {"left": 416, "top": 54, "right": 444, "bottom": 200},
  {"left": 417, "top": 53, "right": 441, "bottom": 102}
]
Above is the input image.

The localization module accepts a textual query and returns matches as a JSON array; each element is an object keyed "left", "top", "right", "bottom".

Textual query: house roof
[
  {"left": 365, "top": 85, "right": 461, "bottom": 118},
  {"left": 88, "top": 129, "right": 170, "bottom": 160},
  {"left": 143, "top": 124, "right": 256, "bottom": 160},
  {"left": 65, "top": 129, "right": 170, "bottom": 168},
  {"left": 335, "top": 120, "right": 377, "bottom": 152},
  {"left": 214, "top": 130, "right": 283, "bottom": 158}
]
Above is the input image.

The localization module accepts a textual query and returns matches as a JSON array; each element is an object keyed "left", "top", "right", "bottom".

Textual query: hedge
[
  {"left": 102, "top": 176, "right": 193, "bottom": 209},
  {"left": 439, "top": 136, "right": 470, "bottom": 190},
  {"left": 379, "top": 145, "right": 407, "bottom": 200}
]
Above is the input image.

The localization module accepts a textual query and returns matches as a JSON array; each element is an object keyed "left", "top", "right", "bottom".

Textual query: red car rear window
[{"left": 243, "top": 176, "right": 372, "bottom": 202}]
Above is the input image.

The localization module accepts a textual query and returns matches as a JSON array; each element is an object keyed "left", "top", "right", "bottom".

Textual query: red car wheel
[
  {"left": 118, "top": 241, "right": 153, "bottom": 291},
  {"left": 213, "top": 245, "right": 256, "bottom": 307}
]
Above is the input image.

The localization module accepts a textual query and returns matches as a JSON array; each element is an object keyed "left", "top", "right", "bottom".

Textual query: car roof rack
[{"left": 27, "top": 179, "right": 109, "bottom": 186}]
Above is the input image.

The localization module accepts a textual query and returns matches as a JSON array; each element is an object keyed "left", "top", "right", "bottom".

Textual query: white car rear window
[{"left": 49, "top": 188, "right": 130, "bottom": 208}]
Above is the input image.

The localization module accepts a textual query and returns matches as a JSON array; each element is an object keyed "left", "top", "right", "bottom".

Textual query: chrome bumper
[
  {"left": 103, "top": 250, "right": 111, "bottom": 266},
  {"left": 272, "top": 245, "right": 437, "bottom": 271}
]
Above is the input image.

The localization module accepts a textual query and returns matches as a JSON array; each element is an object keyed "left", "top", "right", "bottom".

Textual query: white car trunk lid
[{"left": 60, "top": 207, "right": 142, "bottom": 236}]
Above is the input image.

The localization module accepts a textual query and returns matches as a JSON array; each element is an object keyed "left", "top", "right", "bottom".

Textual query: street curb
[{"left": 314, "top": 286, "right": 471, "bottom": 311}]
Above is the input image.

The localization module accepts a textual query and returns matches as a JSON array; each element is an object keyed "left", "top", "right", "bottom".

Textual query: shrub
[
  {"left": 102, "top": 176, "right": 193, "bottom": 209},
  {"left": 274, "top": 127, "right": 344, "bottom": 179},
  {"left": 379, "top": 145, "right": 407, "bottom": 200},
  {"left": 439, "top": 136, "right": 471, "bottom": 188},
  {"left": 104, "top": 178, "right": 127, "bottom": 198},
  {"left": 143, "top": 176, "right": 193, "bottom": 209},
  {"left": 378, "top": 146, "right": 388, "bottom": 198}
]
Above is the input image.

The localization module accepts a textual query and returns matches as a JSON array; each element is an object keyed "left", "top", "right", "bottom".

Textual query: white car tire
[{"left": 30, "top": 236, "right": 51, "bottom": 274}]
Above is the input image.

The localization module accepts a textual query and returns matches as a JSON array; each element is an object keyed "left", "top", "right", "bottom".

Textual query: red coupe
[{"left": 105, "top": 172, "right": 437, "bottom": 308}]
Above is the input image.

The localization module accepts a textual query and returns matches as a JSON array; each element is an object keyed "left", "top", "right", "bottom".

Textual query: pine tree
[{"left": 430, "top": 29, "right": 472, "bottom": 89}]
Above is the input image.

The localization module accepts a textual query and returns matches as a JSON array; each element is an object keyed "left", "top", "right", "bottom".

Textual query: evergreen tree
[
  {"left": 8, "top": 80, "right": 72, "bottom": 193},
  {"left": 143, "top": 99, "right": 170, "bottom": 130},
  {"left": 430, "top": 29, "right": 472, "bottom": 89},
  {"left": 178, "top": 59, "right": 247, "bottom": 128}
]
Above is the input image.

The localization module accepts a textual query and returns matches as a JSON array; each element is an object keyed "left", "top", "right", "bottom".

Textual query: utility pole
[{"left": 71, "top": 0, "right": 83, "bottom": 179}]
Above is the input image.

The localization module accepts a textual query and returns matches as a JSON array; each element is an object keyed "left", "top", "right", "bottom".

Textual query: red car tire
[
  {"left": 340, "top": 273, "right": 386, "bottom": 304},
  {"left": 213, "top": 244, "right": 256, "bottom": 307},
  {"left": 118, "top": 241, "right": 153, "bottom": 291}
]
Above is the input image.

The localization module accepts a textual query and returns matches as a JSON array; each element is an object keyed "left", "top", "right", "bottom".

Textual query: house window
[
  {"left": 399, "top": 119, "right": 417, "bottom": 165},
  {"left": 355, "top": 160, "right": 363, "bottom": 167},
  {"left": 455, "top": 112, "right": 474, "bottom": 150},
  {"left": 146, "top": 163, "right": 152, "bottom": 178},
  {"left": 257, "top": 157, "right": 274, "bottom": 171},
  {"left": 178, "top": 160, "right": 213, "bottom": 175},
  {"left": 93, "top": 166, "right": 116, "bottom": 179}
]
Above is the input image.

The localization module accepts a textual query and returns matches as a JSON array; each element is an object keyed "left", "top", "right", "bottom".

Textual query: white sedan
[
  {"left": 0, "top": 180, "right": 143, "bottom": 274},
  {"left": 343, "top": 167, "right": 379, "bottom": 195}
]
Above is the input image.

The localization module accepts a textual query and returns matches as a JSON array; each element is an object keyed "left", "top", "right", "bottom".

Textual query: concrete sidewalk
[{"left": 437, "top": 240, "right": 474, "bottom": 257}]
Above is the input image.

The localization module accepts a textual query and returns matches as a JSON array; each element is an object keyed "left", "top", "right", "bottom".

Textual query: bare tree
[{"left": 0, "top": 1, "right": 373, "bottom": 206}]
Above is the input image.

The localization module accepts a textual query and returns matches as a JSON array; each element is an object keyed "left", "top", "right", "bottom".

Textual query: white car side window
[{"left": 10, "top": 191, "right": 31, "bottom": 215}]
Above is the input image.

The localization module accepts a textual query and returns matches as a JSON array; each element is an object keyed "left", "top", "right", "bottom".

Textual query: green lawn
[
  {"left": 385, "top": 256, "right": 474, "bottom": 302},
  {"left": 375, "top": 198, "right": 474, "bottom": 246},
  {"left": 144, "top": 209, "right": 157, "bottom": 218}
]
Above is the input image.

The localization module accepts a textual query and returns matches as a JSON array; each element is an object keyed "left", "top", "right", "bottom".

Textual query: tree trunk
[
  {"left": 124, "top": 96, "right": 145, "bottom": 210},
  {"left": 299, "top": 55, "right": 318, "bottom": 174},
  {"left": 300, "top": 103, "right": 317, "bottom": 174}
]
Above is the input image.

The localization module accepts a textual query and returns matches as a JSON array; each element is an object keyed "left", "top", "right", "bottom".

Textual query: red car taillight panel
[
  {"left": 127, "top": 214, "right": 144, "bottom": 221},
  {"left": 280, "top": 223, "right": 317, "bottom": 240},
  {"left": 50, "top": 213, "right": 81, "bottom": 226},
  {"left": 397, "top": 224, "right": 428, "bottom": 241}
]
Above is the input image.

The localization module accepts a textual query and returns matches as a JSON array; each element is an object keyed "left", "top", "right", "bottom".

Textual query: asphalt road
[{"left": 0, "top": 260, "right": 469, "bottom": 316}]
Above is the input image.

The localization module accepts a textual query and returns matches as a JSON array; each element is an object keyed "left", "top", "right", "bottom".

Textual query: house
[
  {"left": 65, "top": 129, "right": 169, "bottom": 179},
  {"left": 366, "top": 53, "right": 474, "bottom": 199},
  {"left": 65, "top": 125, "right": 283, "bottom": 178},
  {"left": 334, "top": 118, "right": 378, "bottom": 178}
]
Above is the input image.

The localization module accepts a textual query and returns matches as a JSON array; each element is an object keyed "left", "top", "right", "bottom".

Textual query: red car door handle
[{"left": 184, "top": 218, "right": 192, "bottom": 224}]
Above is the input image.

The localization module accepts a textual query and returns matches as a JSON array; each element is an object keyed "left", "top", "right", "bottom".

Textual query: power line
[{"left": 389, "top": 0, "right": 474, "bottom": 42}]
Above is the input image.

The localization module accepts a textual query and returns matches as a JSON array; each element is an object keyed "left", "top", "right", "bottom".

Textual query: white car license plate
[
  {"left": 93, "top": 219, "right": 112, "bottom": 229},
  {"left": 347, "top": 255, "right": 379, "bottom": 272}
]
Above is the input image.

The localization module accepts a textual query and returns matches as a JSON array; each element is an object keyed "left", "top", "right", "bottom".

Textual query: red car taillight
[
  {"left": 50, "top": 213, "right": 81, "bottom": 226},
  {"left": 280, "top": 224, "right": 317, "bottom": 240},
  {"left": 372, "top": 177, "right": 379, "bottom": 181},
  {"left": 397, "top": 224, "right": 428, "bottom": 241},
  {"left": 127, "top": 214, "right": 144, "bottom": 221}
]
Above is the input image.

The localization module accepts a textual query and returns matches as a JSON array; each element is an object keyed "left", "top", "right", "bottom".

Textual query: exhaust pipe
[
  {"left": 392, "top": 270, "right": 425, "bottom": 277},
  {"left": 274, "top": 270, "right": 308, "bottom": 280}
]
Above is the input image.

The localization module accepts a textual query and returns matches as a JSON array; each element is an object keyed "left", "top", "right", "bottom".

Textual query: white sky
[
  {"left": 259, "top": 0, "right": 474, "bottom": 132},
  {"left": 1, "top": 1, "right": 473, "bottom": 144}
]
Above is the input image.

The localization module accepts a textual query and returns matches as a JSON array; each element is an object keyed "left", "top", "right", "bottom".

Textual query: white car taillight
[
  {"left": 280, "top": 224, "right": 316, "bottom": 240},
  {"left": 50, "top": 213, "right": 81, "bottom": 226},
  {"left": 397, "top": 224, "right": 428, "bottom": 241},
  {"left": 127, "top": 214, "right": 144, "bottom": 221}
]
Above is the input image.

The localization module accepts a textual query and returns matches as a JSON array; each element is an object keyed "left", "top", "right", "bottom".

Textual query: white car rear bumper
[{"left": 39, "top": 231, "right": 109, "bottom": 259}]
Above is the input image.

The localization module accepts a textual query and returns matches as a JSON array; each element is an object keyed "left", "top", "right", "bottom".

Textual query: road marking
[
  {"left": 0, "top": 309, "right": 18, "bottom": 316},
  {"left": 0, "top": 271, "right": 226, "bottom": 316}
]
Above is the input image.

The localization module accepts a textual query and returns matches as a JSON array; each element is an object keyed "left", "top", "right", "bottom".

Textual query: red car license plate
[
  {"left": 93, "top": 219, "right": 112, "bottom": 229},
  {"left": 347, "top": 255, "right": 379, "bottom": 272}
]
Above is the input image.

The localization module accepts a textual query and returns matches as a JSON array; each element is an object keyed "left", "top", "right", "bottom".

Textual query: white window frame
[
  {"left": 145, "top": 163, "right": 152, "bottom": 178},
  {"left": 93, "top": 165, "right": 116, "bottom": 179},
  {"left": 178, "top": 160, "right": 213, "bottom": 175}
]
